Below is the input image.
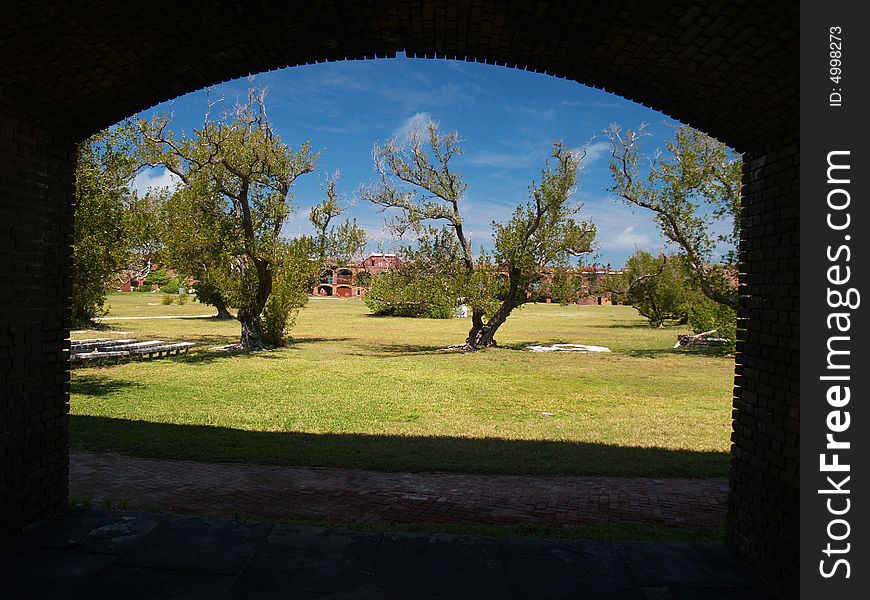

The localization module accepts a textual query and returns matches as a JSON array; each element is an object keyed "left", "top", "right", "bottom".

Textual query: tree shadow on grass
[
  {"left": 620, "top": 347, "right": 735, "bottom": 359},
  {"left": 71, "top": 374, "right": 144, "bottom": 397},
  {"left": 347, "top": 342, "right": 450, "bottom": 357},
  {"left": 285, "top": 336, "right": 354, "bottom": 347},
  {"left": 70, "top": 415, "right": 731, "bottom": 478},
  {"left": 617, "top": 348, "right": 682, "bottom": 358},
  {"left": 601, "top": 323, "right": 680, "bottom": 330},
  {"left": 112, "top": 337, "right": 360, "bottom": 366}
]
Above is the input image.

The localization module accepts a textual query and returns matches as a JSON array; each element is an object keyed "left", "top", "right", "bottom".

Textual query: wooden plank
[{"left": 99, "top": 340, "right": 163, "bottom": 352}]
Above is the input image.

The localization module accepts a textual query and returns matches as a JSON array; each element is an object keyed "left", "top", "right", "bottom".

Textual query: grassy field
[{"left": 71, "top": 294, "right": 734, "bottom": 478}]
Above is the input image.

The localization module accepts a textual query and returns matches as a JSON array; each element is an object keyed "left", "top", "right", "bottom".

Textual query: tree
[
  {"left": 72, "top": 121, "right": 142, "bottom": 325},
  {"left": 362, "top": 118, "right": 595, "bottom": 349},
  {"left": 471, "top": 142, "right": 596, "bottom": 347},
  {"left": 608, "top": 248, "right": 737, "bottom": 350},
  {"left": 606, "top": 123, "right": 740, "bottom": 310},
  {"left": 309, "top": 173, "right": 367, "bottom": 265},
  {"left": 362, "top": 119, "right": 491, "bottom": 345},
  {"left": 141, "top": 87, "right": 318, "bottom": 349},
  {"left": 160, "top": 181, "right": 236, "bottom": 319},
  {"left": 611, "top": 251, "right": 692, "bottom": 327},
  {"left": 261, "top": 237, "right": 319, "bottom": 345},
  {"left": 364, "top": 227, "right": 468, "bottom": 318}
]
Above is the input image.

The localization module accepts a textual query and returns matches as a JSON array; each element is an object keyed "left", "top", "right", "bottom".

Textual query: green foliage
[
  {"left": 160, "top": 278, "right": 182, "bottom": 294},
  {"left": 354, "top": 270, "right": 372, "bottom": 289},
  {"left": 143, "top": 268, "right": 172, "bottom": 287},
  {"left": 72, "top": 121, "right": 144, "bottom": 325},
  {"left": 364, "top": 227, "right": 484, "bottom": 319},
  {"left": 175, "top": 294, "right": 188, "bottom": 305},
  {"left": 261, "top": 239, "right": 318, "bottom": 346},
  {"left": 607, "top": 123, "right": 741, "bottom": 309},
  {"left": 615, "top": 251, "right": 692, "bottom": 327},
  {"left": 366, "top": 270, "right": 456, "bottom": 318},
  {"left": 161, "top": 293, "right": 175, "bottom": 305},
  {"left": 492, "top": 142, "right": 596, "bottom": 306},
  {"left": 141, "top": 86, "right": 318, "bottom": 348},
  {"left": 309, "top": 174, "right": 368, "bottom": 265},
  {"left": 159, "top": 181, "right": 235, "bottom": 314},
  {"left": 685, "top": 295, "right": 737, "bottom": 353},
  {"left": 547, "top": 268, "right": 583, "bottom": 305},
  {"left": 615, "top": 249, "right": 737, "bottom": 351}
]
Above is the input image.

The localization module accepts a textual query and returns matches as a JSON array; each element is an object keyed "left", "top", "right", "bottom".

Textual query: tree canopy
[
  {"left": 606, "top": 123, "right": 740, "bottom": 309},
  {"left": 72, "top": 120, "right": 153, "bottom": 325},
  {"left": 140, "top": 87, "right": 318, "bottom": 349},
  {"left": 362, "top": 118, "right": 596, "bottom": 349},
  {"left": 309, "top": 173, "right": 367, "bottom": 266}
]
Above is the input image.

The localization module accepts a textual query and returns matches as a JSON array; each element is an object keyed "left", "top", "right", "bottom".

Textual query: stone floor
[
  {"left": 71, "top": 451, "right": 727, "bottom": 528},
  {"left": 1, "top": 508, "right": 774, "bottom": 599}
]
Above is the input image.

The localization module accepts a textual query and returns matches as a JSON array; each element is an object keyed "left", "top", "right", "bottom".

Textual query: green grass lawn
[
  {"left": 71, "top": 295, "right": 735, "bottom": 478},
  {"left": 95, "top": 291, "right": 219, "bottom": 318}
]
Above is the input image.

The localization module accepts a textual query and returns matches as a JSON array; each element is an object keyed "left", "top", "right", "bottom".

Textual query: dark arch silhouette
[{"left": 0, "top": 2, "right": 798, "bottom": 595}]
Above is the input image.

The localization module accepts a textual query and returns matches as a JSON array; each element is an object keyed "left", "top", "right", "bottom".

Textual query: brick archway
[{"left": 0, "top": 2, "right": 798, "bottom": 595}]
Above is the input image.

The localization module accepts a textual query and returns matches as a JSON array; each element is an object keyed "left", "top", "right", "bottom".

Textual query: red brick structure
[
  {"left": 1, "top": 2, "right": 797, "bottom": 596},
  {"left": 312, "top": 253, "right": 400, "bottom": 298}
]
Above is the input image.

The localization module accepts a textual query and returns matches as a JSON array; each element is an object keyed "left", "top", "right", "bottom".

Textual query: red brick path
[{"left": 70, "top": 451, "right": 727, "bottom": 528}]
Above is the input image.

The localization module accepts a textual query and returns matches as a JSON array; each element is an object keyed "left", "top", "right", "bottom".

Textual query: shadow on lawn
[
  {"left": 620, "top": 347, "right": 733, "bottom": 359},
  {"left": 348, "top": 342, "right": 449, "bottom": 357},
  {"left": 600, "top": 323, "right": 680, "bottom": 330},
  {"left": 147, "top": 336, "right": 358, "bottom": 365},
  {"left": 71, "top": 375, "right": 144, "bottom": 397},
  {"left": 70, "top": 415, "right": 730, "bottom": 478},
  {"left": 287, "top": 336, "right": 354, "bottom": 347}
]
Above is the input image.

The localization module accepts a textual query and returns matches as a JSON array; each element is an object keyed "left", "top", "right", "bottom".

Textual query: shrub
[
  {"left": 685, "top": 295, "right": 737, "bottom": 353},
  {"left": 161, "top": 293, "right": 175, "bottom": 305},
  {"left": 364, "top": 269, "right": 458, "bottom": 319},
  {"left": 175, "top": 294, "right": 188, "bottom": 305},
  {"left": 143, "top": 268, "right": 172, "bottom": 287},
  {"left": 159, "top": 278, "right": 181, "bottom": 294},
  {"left": 260, "top": 241, "right": 316, "bottom": 346}
]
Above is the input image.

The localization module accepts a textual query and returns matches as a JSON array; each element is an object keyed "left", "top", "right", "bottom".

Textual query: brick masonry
[
  {"left": 0, "top": 108, "right": 75, "bottom": 540},
  {"left": 729, "top": 135, "right": 800, "bottom": 598},
  {"left": 0, "top": 1, "right": 798, "bottom": 595},
  {"left": 70, "top": 451, "right": 729, "bottom": 529}
]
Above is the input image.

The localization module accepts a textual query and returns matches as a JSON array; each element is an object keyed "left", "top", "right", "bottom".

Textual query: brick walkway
[{"left": 70, "top": 451, "right": 727, "bottom": 528}]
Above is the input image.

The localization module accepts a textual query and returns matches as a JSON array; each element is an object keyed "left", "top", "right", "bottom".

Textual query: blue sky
[{"left": 131, "top": 53, "right": 714, "bottom": 268}]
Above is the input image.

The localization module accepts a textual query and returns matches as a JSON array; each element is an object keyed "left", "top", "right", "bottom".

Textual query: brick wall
[
  {"left": 0, "top": 109, "right": 75, "bottom": 539},
  {"left": 728, "top": 134, "right": 800, "bottom": 598}
]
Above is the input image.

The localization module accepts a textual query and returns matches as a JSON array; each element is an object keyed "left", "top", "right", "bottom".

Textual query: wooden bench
[
  {"left": 70, "top": 340, "right": 196, "bottom": 367},
  {"left": 72, "top": 339, "right": 135, "bottom": 354},
  {"left": 71, "top": 350, "right": 130, "bottom": 366},
  {"left": 98, "top": 340, "right": 164, "bottom": 352},
  {"left": 135, "top": 342, "right": 196, "bottom": 359}
]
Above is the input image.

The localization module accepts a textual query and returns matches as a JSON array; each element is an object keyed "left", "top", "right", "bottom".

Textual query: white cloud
[
  {"left": 608, "top": 226, "right": 651, "bottom": 248},
  {"left": 559, "top": 100, "right": 624, "bottom": 108},
  {"left": 392, "top": 112, "right": 432, "bottom": 142},
  {"left": 506, "top": 105, "right": 555, "bottom": 119},
  {"left": 131, "top": 167, "right": 181, "bottom": 196},
  {"left": 466, "top": 150, "right": 538, "bottom": 168},
  {"left": 577, "top": 140, "right": 611, "bottom": 166}
]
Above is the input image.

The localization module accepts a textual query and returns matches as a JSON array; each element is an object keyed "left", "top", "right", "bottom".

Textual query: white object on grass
[{"left": 526, "top": 343, "right": 611, "bottom": 353}]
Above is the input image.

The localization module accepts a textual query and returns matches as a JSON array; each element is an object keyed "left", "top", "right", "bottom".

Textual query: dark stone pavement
[{"left": 1, "top": 508, "right": 774, "bottom": 599}]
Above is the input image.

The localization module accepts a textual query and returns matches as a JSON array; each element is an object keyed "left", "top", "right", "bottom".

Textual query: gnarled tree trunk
[
  {"left": 465, "top": 267, "right": 521, "bottom": 350},
  {"left": 237, "top": 309, "right": 267, "bottom": 350},
  {"left": 213, "top": 294, "right": 233, "bottom": 320},
  {"left": 235, "top": 257, "right": 273, "bottom": 351}
]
